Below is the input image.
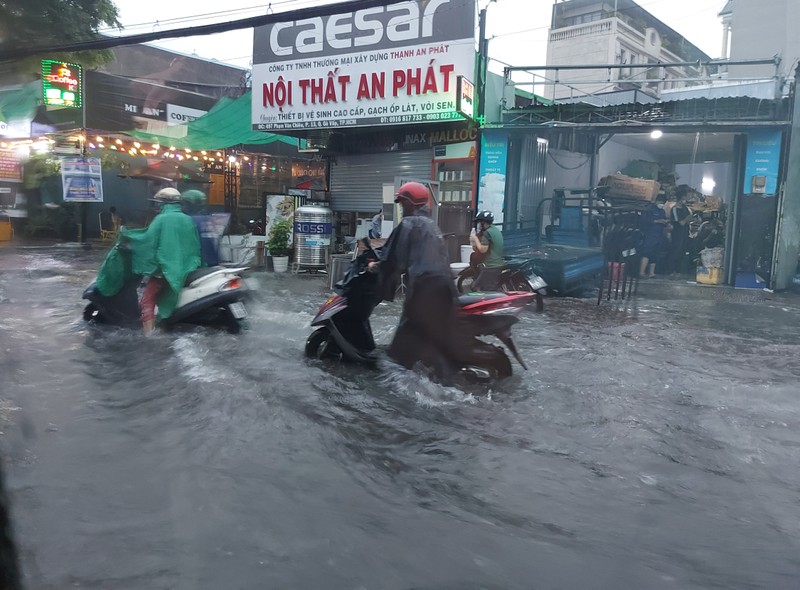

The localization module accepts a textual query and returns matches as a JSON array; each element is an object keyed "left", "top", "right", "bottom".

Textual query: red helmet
[{"left": 394, "top": 182, "right": 432, "bottom": 208}]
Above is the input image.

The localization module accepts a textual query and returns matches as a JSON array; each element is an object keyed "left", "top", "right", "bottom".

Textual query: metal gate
[{"left": 329, "top": 150, "right": 433, "bottom": 212}]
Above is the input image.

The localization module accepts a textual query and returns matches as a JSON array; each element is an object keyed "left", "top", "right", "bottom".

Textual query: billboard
[
  {"left": 61, "top": 157, "right": 103, "bottom": 203},
  {"left": 42, "top": 60, "right": 82, "bottom": 108},
  {"left": 251, "top": 0, "right": 476, "bottom": 131}
]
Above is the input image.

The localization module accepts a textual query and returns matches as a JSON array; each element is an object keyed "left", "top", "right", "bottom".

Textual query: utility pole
[{"left": 474, "top": 4, "right": 490, "bottom": 212}]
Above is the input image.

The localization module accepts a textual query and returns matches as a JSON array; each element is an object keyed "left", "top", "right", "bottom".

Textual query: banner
[
  {"left": 0, "top": 149, "right": 23, "bottom": 183},
  {"left": 743, "top": 130, "right": 782, "bottom": 196},
  {"left": 251, "top": 0, "right": 476, "bottom": 131},
  {"left": 478, "top": 129, "right": 509, "bottom": 224},
  {"left": 61, "top": 157, "right": 104, "bottom": 203}
]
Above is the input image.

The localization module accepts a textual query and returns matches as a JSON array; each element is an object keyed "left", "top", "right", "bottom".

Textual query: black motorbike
[
  {"left": 305, "top": 239, "right": 534, "bottom": 381},
  {"left": 456, "top": 256, "right": 547, "bottom": 312}
]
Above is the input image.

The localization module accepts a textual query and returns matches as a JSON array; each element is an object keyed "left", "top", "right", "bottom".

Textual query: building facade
[{"left": 544, "top": 0, "right": 711, "bottom": 101}]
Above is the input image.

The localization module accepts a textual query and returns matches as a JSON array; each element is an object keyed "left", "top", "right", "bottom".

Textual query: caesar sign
[{"left": 251, "top": 0, "right": 476, "bottom": 131}]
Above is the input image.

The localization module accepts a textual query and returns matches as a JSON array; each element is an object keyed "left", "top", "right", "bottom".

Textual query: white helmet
[{"left": 152, "top": 187, "right": 181, "bottom": 202}]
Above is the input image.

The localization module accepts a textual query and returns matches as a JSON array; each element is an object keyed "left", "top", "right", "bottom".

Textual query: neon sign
[{"left": 42, "top": 60, "right": 82, "bottom": 108}]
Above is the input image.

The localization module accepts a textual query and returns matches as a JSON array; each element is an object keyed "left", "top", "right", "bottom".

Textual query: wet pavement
[{"left": 1, "top": 247, "right": 800, "bottom": 589}]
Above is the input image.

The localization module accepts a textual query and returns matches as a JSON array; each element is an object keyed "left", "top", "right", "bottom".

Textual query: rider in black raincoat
[{"left": 372, "top": 182, "right": 458, "bottom": 370}]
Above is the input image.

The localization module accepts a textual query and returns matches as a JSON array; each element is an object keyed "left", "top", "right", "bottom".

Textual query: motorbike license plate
[
  {"left": 229, "top": 302, "right": 247, "bottom": 319},
  {"left": 528, "top": 276, "right": 547, "bottom": 291}
]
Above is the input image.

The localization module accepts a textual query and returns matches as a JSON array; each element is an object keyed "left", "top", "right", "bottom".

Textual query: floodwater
[{"left": 1, "top": 247, "right": 799, "bottom": 589}]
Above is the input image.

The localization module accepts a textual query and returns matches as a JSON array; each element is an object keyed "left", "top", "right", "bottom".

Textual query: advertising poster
[
  {"left": 743, "top": 129, "right": 782, "bottom": 196},
  {"left": 478, "top": 129, "right": 509, "bottom": 224},
  {"left": 61, "top": 157, "right": 104, "bottom": 203},
  {"left": 251, "top": 0, "right": 476, "bottom": 131},
  {"left": 0, "top": 149, "right": 23, "bottom": 183}
]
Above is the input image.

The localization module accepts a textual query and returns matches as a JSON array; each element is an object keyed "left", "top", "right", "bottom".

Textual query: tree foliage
[{"left": 0, "top": 0, "right": 122, "bottom": 73}]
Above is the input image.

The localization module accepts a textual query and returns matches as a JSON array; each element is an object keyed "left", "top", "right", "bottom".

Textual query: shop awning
[
  {"left": 0, "top": 81, "right": 40, "bottom": 137},
  {"left": 127, "top": 91, "right": 299, "bottom": 150}
]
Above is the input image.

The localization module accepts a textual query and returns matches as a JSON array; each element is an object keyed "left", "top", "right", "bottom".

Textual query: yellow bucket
[{"left": 0, "top": 218, "right": 12, "bottom": 242}]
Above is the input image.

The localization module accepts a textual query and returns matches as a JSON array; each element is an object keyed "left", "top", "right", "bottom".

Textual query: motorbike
[
  {"left": 305, "top": 239, "right": 534, "bottom": 381},
  {"left": 82, "top": 247, "right": 250, "bottom": 333},
  {"left": 456, "top": 256, "right": 547, "bottom": 312}
]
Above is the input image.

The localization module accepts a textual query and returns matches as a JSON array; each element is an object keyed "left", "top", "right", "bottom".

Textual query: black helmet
[{"left": 474, "top": 210, "right": 494, "bottom": 224}]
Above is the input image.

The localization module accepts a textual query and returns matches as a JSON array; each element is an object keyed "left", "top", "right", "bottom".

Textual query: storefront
[{"left": 490, "top": 94, "right": 793, "bottom": 291}]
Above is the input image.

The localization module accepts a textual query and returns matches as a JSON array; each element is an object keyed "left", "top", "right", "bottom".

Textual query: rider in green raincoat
[{"left": 95, "top": 187, "right": 201, "bottom": 331}]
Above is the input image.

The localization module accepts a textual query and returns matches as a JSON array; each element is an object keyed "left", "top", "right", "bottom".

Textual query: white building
[
  {"left": 725, "top": 0, "right": 800, "bottom": 80},
  {"left": 544, "top": 0, "right": 711, "bottom": 101}
]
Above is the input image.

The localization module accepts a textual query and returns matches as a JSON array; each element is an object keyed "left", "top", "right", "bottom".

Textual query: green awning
[
  {"left": 128, "top": 91, "right": 299, "bottom": 150},
  {"left": 0, "top": 80, "right": 40, "bottom": 123}
]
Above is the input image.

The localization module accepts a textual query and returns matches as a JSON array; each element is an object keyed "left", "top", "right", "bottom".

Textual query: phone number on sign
[{"left": 380, "top": 112, "right": 462, "bottom": 124}]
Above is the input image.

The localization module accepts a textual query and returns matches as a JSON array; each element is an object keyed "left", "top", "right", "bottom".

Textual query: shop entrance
[{"left": 596, "top": 130, "right": 749, "bottom": 286}]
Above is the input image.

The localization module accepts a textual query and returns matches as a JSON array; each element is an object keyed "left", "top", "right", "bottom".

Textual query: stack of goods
[{"left": 697, "top": 247, "right": 724, "bottom": 284}]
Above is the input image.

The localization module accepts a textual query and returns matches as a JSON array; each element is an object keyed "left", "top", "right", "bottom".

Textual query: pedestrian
[
  {"left": 181, "top": 189, "right": 220, "bottom": 267},
  {"left": 469, "top": 210, "right": 504, "bottom": 291},
  {"left": 369, "top": 210, "right": 383, "bottom": 239},
  {"left": 639, "top": 194, "right": 669, "bottom": 278},
  {"left": 109, "top": 206, "right": 122, "bottom": 230},
  {"left": 368, "top": 182, "right": 457, "bottom": 370},
  {"left": 119, "top": 187, "right": 201, "bottom": 335},
  {"left": 669, "top": 185, "right": 694, "bottom": 275}
]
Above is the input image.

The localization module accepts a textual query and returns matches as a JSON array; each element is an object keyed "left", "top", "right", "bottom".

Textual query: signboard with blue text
[
  {"left": 61, "top": 157, "right": 103, "bottom": 202},
  {"left": 478, "top": 129, "right": 509, "bottom": 224},
  {"left": 251, "top": 0, "right": 477, "bottom": 131},
  {"left": 743, "top": 130, "right": 782, "bottom": 196}
]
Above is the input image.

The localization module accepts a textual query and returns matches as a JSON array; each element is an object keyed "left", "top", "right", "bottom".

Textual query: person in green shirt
[{"left": 469, "top": 210, "right": 505, "bottom": 291}]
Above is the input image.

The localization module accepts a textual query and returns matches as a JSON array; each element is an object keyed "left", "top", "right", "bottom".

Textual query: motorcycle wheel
[
  {"left": 223, "top": 308, "right": 243, "bottom": 334},
  {"left": 305, "top": 327, "right": 331, "bottom": 358},
  {"left": 83, "top": 303, "right": 103, "bottom": 323},
  {"left": 456, "top": 268, "right": 477, "bottom": 293},
  {"left": 489, "top": 351, "right": 513, "bottom": 379}
]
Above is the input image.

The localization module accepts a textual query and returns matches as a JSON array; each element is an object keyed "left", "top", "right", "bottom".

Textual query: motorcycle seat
[
  {"left": 457, "top": 292, "right": 509, "bottom": 307},
  {"left": 185, "top": 266, "right": 224, "bottom": 285}
]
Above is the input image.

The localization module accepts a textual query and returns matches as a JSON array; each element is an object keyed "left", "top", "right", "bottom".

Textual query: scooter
[
  {"left": 456, "top": 256, "right": 547, "bottom": 312},
  {"left": 305, "top": 239, "right": 533, "bottom": 381},
  {"left": 82, "top": 250, "right": 250, "bottom": 333}
]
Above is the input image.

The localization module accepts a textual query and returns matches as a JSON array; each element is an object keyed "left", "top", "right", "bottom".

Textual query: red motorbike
[{"left": 305, "top": 239, "right": 533, "bottom": 381}]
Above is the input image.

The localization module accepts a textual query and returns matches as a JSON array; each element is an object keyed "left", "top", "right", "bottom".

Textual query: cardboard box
[
  {"left": 600, "top": 173, "right": 661, "bottom": 202},
  {"left": 696, "top": 266, "right": 723, "bottom": 285}
]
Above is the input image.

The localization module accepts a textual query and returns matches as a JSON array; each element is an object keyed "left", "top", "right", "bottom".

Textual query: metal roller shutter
[{"left": 329, "top": 150, "right": 433, "bottom": 212}]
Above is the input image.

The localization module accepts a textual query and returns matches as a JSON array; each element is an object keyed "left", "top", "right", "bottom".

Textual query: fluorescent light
[{"left": 650, "top": 130, "right": 663, "bottom": 139}]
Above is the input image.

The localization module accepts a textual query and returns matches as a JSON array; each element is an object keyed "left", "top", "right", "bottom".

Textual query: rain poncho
[
  {"left": 95, "top": 203, "right": 201, "bottom": 319},
  {"left": 377, "top": 206, "right": 458, "bottom": 369},
  {"left": 378, "top": 206, "right": 455, "bottom": 302}
]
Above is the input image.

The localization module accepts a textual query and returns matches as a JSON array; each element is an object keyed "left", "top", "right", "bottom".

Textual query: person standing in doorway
[
  {"left": 669, "top": 185, "right": 694, "bottom": 275},
  {"left": 369, "top": 210, "right": 383, "bottom": 239},
  {"left": 639, "top": 194, "right": 670, "bottom": 278}
]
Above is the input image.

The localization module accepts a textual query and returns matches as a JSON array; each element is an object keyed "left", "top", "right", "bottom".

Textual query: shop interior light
[
  {"left": 216, "top": 152, "right": 222, "bottom": 157},
  {"left": 152, "top": 144, "right": 160, "bottom": 150},
  {"left": 201, "top": 150, "right": 207, "bottom": 156},
  {"left": 701, "top": 177, "right": 716, "bottom": 193},
  {"left": 115, "top": 139, "right": 123, "bottom": 145},
  {"left": 185, "top": 148, "right": 192, "bottom": 153},
  {"left": 88, "top": 143, "right": 96, "bottom": 149},
  {"left": 133, "top": 142, "right": 141, "bottom": 148},
  {"left": 650, "top": 129, "right": 663, "bottom": 139},
  {"left": 96, "top": 136, "right": 104, "bottom": 143},
  {"left": 228, "top": 155, "right": 237, "bottom": 163},
  {"left": 110, "top": 145, "right": 118, "bottom": 150},
  {"left": 0, "top": 142, "right": 6, "bottom": 148}
]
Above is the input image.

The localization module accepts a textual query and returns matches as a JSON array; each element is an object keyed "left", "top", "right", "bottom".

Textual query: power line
[{"left": 0, "top": 0, "right": 397, "bottom": 62}]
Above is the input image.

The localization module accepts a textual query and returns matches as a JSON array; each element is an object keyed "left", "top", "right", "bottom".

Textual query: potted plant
[{"left": 267, "top": 217, "right": 292, "bottom": 272}]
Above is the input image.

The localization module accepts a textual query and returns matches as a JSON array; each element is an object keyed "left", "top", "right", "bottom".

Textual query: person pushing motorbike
[
  {"left": 368, "top": 181, "right": 458, "bottom": 371},
  {"left": 469, "top": 210, "right": 504, "bottom": 291}
]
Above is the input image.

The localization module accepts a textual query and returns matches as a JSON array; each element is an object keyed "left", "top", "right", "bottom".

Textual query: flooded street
[{"left": 1, "top": 247, "right": 799, "bottom": 589}]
